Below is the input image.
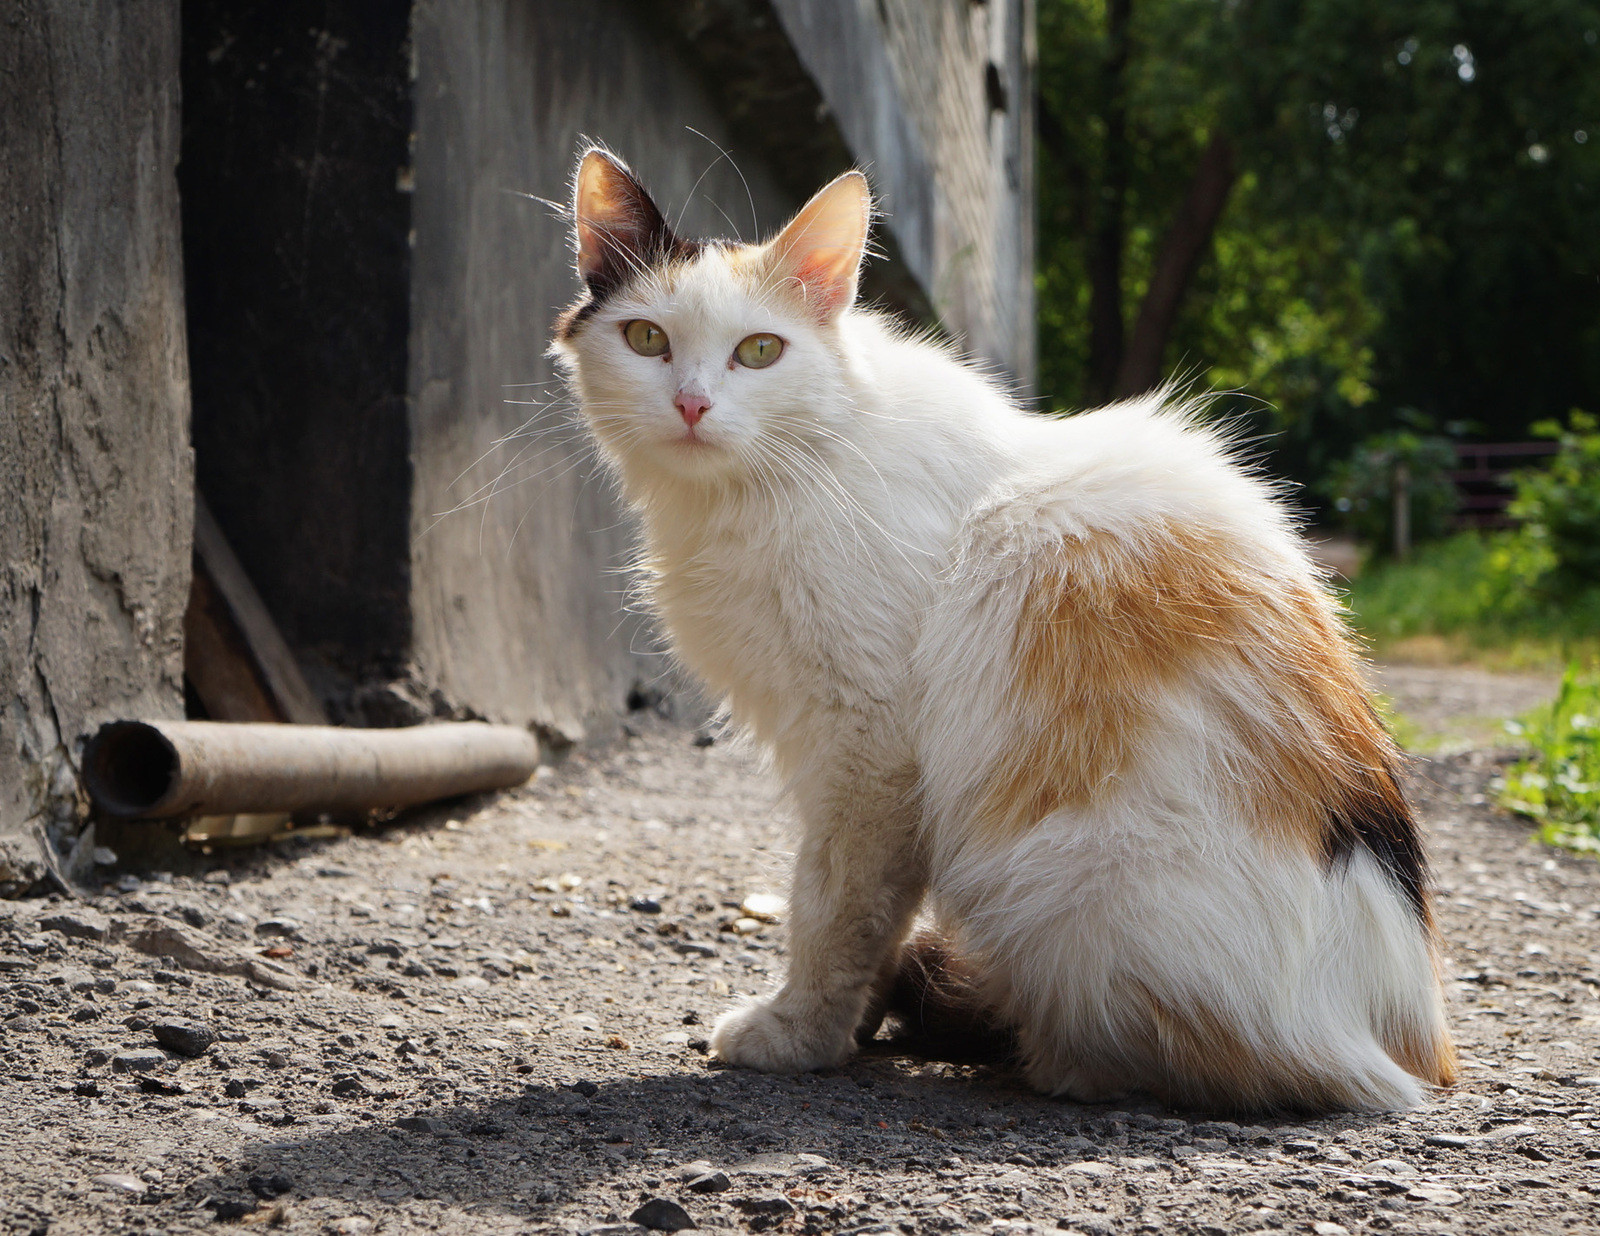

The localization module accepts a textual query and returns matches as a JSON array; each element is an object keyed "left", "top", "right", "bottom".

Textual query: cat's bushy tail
[{"left": 870, "top": 928, "right": 1017, "bottom": 1063}]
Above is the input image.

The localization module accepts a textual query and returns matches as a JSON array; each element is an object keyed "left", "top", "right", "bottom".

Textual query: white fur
[{"left": 551, "top": 203, "right": 1448, "bottom": 1112}]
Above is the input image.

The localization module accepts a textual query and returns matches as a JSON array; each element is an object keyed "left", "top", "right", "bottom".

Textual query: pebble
[
  {"left": 629, "top": 1198, "right": 696, "bottom": 1231},
  {"left": 675, "top": 941, "right": 717, "bottom": 958},
  {"left": 1423, "top": 1134, "right": 1476, "bottom": 1148},
  {"left": 90, "top": 1174, "right": 146, "bottom": 1194},
  {"left": 740, "top": 893, "right": 784, "bottom": 921},
  {"left": 111, "top": 1051, "right": 167, "bottom": 1074},
  {"left": 152, "top": 1017, "right": 215, "bottom": 1057},
  {"left": 736, "top": 1195, "right": 795, "bottom": 1216},
  {"left": 1407, "top": 1185, "right": 1465, "bottom": 1206},
  {"left": 630, "top": 896, "right": 663, "bottom": 914},
  {"left": 39, "top": 910, "right": 111, "bottom": 941},
  {"left": 686, "top": 1169, "right": 730, "bottom": 1193},
  {"left": 254, "top": 917, "right": 304, "bottom": 940},
  {"left": 247, "top": 1173, "right": 294, "bottom": 1199}
]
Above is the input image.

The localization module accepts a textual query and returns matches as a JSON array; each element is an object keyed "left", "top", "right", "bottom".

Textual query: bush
[
  {"left": 1496, "top": 411, "right": 1600, "bottom": 600},
  {"left": 1498, "top": 664, "right": 1600, "bottom": 855},
  {"left": 1324, "top": 428, "right": 1459, "bottom": 557}
]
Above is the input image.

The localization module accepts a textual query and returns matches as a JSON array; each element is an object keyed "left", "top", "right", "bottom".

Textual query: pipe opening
[{"left": 84, "top": 722, "right": 180, "bottom": 817}]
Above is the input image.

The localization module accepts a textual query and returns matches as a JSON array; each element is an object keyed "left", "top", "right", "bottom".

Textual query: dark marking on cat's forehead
[{"left": 556, "top": 235, "right": 747, "bottom": 343}]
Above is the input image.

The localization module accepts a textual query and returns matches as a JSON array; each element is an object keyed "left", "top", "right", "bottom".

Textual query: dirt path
[{"left": 4, "top": 670, "right": 1598, "bottom": 1236}]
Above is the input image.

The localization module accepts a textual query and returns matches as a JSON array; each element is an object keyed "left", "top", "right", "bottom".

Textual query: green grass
[
  {"left": 1497, "top": 665, "right": 1600, "bottom": 855},
  {"left": 1340, "top": 532, "right": 1600, "bottom": 671}
]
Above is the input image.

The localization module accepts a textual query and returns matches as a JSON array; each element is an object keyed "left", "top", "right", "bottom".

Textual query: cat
[{"left": 549, "top": 146, "right": 1456, "bottom": 1113}]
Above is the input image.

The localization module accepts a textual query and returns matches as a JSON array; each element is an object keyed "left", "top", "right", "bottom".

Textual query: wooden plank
[{"left": 190, "top": 493, "right": 329, "bottom": 725}]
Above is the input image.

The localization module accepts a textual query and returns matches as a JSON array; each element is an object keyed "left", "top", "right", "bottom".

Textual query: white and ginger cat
[{"left": 550, "top": 147, "right": 1456, "bottom": 1113}]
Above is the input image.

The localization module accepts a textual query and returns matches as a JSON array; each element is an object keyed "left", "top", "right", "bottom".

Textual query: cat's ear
[
  {"left": 572, "top": 148, "right": 677, "bottom": 293},
  {"left": 767, "top": 171, "right": 872, "bottom": 321}
]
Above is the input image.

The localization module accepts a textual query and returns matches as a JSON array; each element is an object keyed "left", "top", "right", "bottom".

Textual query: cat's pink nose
[{"left": 674, "top": 391, "right": 711, "bottom": 427}]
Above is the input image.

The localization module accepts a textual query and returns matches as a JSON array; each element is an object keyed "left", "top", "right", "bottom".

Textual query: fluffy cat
[{"left": 549, "top": 147, "right": 1456, "bottom": 1112}]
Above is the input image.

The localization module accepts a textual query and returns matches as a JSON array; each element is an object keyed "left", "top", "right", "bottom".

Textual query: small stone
[
  {"left": 1282, "top": 1139, "right": 1319, "bottom": 1153},
  {"left": 735, "top": 1196, "right": 795, "bottom": 1217},
  {"left": 247, "top": 1173, "right": 294, "bottom": 1199},
  {"left": 0, "top": 955, "right": 35, "bottom": 972},
  {"left": 328, "top": 1220, "right": 372, "bottom": 1235},
  {"left": 74, "top": 1081, "right": 101, "bottom": 1097},
  {"left": 224, "top": 1079, "right": 248, "bottom": 1098},
  {"left": 1423, "top": 1134, "right": 1476, "bottom": 1148},
  {"left": 569, "top": 1079, "right": 600, "bottom": 1097},
  {"left": 395, "top": 1116, "right": 443, "bottom": 1134},
  {"left": 153, "top": 1017, "right": 216, "bottom": 1057},
  {"left": 70, "top": 1005, "right": 100, "bottom": 1022},
  {"left": 366, "top": 942, "right": 404, "bottom": 958},
  {"left": 254, "top": 917, "right": 303, "bottom": 940},
  {"left": 675, "top": 941, "right": 717, "bottom": 958},
  {"left": 739, "top": 894, "right": 784, "bottom": 922},
  {"left": 330, "top": 1075, "right": 370, "bottom": 1097},
  {"left": 629, "top": 1198, "right": 697, "bottom": 1231},
  {"left": 111, "top": 1050, "right": 167, "bottom": 1074},
  {"left": 731, "top": 918, "right": 763, "bottom": 935},
  {"left": 630, "top": 896, "right": 663, "bottom": 914},
  {"left": 91, "top": 1173, "right": 146, "bottom": 1194},
  {"left": 686, "top": 1170, "right": 730, "bottom": 1193},
  {"left": 1407, "top": 1185, "right": 1464, "bottom": 1206},
  {"left": 39, "top": 910, "right": 111, "bottom": 941},
  {"left": 1365, "top": 1158, "right": 1418, "bottom": 1178},
  {"left": 1312, "top": 1225, "right": 1350, "bottom": 1236},
  {"left": 85, "top": 1048, "right": 111, "bottom": 1067},
  {"left": 211, "top": 1197, "right": 257, "bottom": 1220}
]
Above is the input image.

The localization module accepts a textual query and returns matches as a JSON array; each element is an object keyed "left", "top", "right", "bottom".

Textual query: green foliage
[
  {"left": 1036, "top": 0, "right": 1600, "bottom": 499},
  {"left": 1323, "top": 427, "right": 1459, "bottom": 555},
  {"left": 1498, "top": 665, "right": 1600, "bottom": 854},
  {"left": 1497, "top": 411, "right": 1600, "bottom": 598},
  {"left": 1343, "top": 531, "right": 1600, "bottom": 667}
]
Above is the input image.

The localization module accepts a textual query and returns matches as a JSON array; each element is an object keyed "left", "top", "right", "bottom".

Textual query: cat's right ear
[
  {"left": 766, "top": 170, "right": 872, "bottom": 322},
  {"left": 572, "top": 148, "right": 675, "bottom": 294}
]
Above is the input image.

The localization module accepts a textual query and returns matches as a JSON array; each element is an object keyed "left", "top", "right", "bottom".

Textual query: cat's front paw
[{"left": 710, "top": 999, "right": 854, "bottom": 1074}]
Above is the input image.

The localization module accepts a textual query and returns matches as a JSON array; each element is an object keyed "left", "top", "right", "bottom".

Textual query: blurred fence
[{"left": 1452, "top": 441, "right": 1560, "bottom": 528}]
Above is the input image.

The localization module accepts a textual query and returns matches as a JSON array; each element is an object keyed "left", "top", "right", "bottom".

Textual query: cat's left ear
[
  {"left": 766, "top": 171, "right": 872, "bottom": 322},
  {"left": 572, "top": 148, "right": 678, "bottom": 294}
]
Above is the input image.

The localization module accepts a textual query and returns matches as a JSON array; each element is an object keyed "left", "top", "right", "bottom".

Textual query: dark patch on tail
[
  {"left": 1324, "top": 744, "right": 1429, "bottom": 922},
  {"left": 872, "top": 930, "right": 1017, "bottom": 1065}
]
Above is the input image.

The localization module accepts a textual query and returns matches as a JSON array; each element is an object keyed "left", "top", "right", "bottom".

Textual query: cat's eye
[
  {"left": 734, "top": 333, "right": 784, "bottom": 369},
  {"left": 624, "top": 319, "right": 669, "bottom": 357}
]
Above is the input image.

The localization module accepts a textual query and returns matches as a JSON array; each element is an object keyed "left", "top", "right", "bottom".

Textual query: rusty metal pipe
[{"left": 83, "top": 720, "right": 539, "bottom": 819}]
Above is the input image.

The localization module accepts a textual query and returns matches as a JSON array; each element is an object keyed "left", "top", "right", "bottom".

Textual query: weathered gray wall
[
  {"left": 0, "top": 0, "right": 193, "bottom": 888},
  {"left": 772, "top": 0, "right": 1035, "bottom": 388},
  {"left": 407, "top": 0, "right": 794, "bottom": 743}
]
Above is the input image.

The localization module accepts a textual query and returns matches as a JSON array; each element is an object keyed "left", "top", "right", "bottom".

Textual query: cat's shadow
[{"left": 187, "top": 1050, "right": 1364, "bottom": 1221}]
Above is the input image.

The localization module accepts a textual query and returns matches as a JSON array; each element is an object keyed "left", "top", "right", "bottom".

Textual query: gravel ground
[{"left": 3, "top": 669, "right": 1598, "bottom": 1236}]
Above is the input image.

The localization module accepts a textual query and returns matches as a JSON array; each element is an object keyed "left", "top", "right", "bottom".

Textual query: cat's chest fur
[{"left": 646, "top": 486, "right": 941, "bottom": 742}]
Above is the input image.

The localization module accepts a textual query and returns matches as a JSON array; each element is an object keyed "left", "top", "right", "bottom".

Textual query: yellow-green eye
[
  {"left": 734, "top": 333, "right": 784, "bottom": 369},
  {"left": 624, "top": 319, "right": 669, "bottom": 357}
]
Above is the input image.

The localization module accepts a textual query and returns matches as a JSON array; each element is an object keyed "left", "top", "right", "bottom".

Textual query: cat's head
[{"left": 549, "top": 147, "right": 872, "bottom": 486}]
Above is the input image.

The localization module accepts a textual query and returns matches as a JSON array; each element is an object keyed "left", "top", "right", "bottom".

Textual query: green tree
[{"left": 1037, "top": 0, "right": 1600, "bottom": 499}]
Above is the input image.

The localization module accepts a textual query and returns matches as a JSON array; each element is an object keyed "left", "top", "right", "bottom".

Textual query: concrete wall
[
  {"left": 0, "top": 1, "right": 193, "bottom": 890},
  {"left": 772, "top": 0, "right": 1035, "bottom": 389},
  {"left": 406, "top": 0, "right": 794, "bottom": 743}
]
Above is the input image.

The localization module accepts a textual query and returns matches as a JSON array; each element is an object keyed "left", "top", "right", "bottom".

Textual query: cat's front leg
[{"left": 711, "top": 757, "right": 925, "bottom": 1073}]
